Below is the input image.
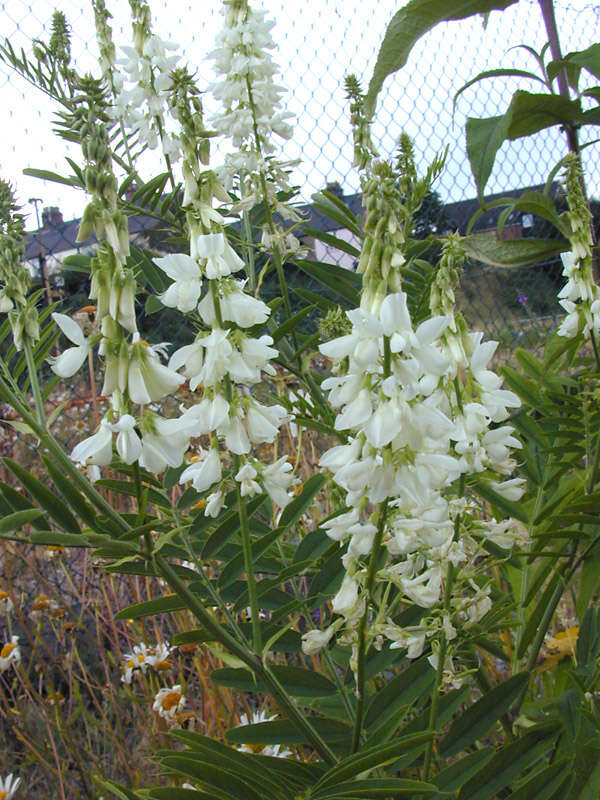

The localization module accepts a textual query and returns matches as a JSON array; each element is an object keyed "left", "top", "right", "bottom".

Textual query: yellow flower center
[
  {"left": 161, "top": 691, "right": 182, "bottom": 711},
  {"left": 32, "top": 595, "right": 51, "bottom": 612},
  {"left": 0, "top": 790, "right": 9, "bottom": 799},
  {"left": 154, "top": 659, "right": 171, "bottom": 671},
  {"left": 0, "top": 642, "right": 16, "bottom": 658},
  {"left": 0, "top": 591, "right": 8, "bottom": 601}
]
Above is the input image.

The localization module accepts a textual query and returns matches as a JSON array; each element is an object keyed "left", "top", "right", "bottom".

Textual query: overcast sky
[{"left": 0, "top": 0, "right": 598, "bottom": 228}]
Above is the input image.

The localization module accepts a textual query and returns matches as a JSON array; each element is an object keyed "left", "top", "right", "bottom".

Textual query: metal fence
[{"left": 0, "top": 0, "right": 599, "bottom": 417}]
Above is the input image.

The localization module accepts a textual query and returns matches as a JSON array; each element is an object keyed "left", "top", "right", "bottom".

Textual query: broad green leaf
[
  {"left": 457, "top": 723, "right": 559, "bottom": 799},
  {"left": 564, "top": 42, "right": 600, "bottom": 80},
  {"left": 576, "top": 607, "right": 600, "bottom": 667},
  {"left": 466, "top": 91, "right": 583, "bottom": 196},
  {"left": 454, "top": 68, "right": 547, "bottom": 111},
  {"left": 439, "top": 672, "right": 530, "bottom": 757},
  {"left": 292, "top": 286, "right": 338, "bottom": 313},
  {"left": 115, "top": 594, "right": 186, "bottom": 620},
  {"left": 42, "top": 456, "right": 99, "bottom": 530},
  {"left": 365, "top": 0, "right": 519, "bottom": 116},
  {"left": 567, "top": 744, "right": 600, "bottom": 800},
  {"left": 93, "top": 777, "right": 139, "bottom": 800},
  {"left": 4, "top": 457, "right": 81, "bottom": 533},
  {"left": 505, "top": 759, "right": 572, "bottom": 800},
  {"left": 462, "top": 233, "right": 568, "bottom": 268},
  {"left": 212, "top": 665, "right": 337, "bottom": 697},
  {"left": 465, "top": 114, "right": 511, "bottom": 201},
  {"left": 313, "top": 732, "right": 433, "bottom": 792},
  {"left": 161, "top": 735, "right": 285, "bottom": 798}
]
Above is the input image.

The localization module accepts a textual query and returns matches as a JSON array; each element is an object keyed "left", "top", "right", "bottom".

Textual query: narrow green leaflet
[
  {"left": 4, "top": 457, "right": 81, "bottom": 533},
  {"left": 0, "top": 508, "right": 44, "bottom": 535},
  {"left": 211, "top": 665, "right": 337, "bottom": 697},
  {"left": 225, "top": 718, "right": 351, "bottom": 746},
  {"left": 115, "top": 594, "right": 186, "bottom": 620},
  {"left": 312, "top": 732, "right": 433, "bottom": 792},
  {"left": 439, "top": 672, "right": 530, "bottom": 757},
  {"left": 457, "top": 723, "right": 560, "bottom": 799},
  {"left": 365, "top": 658, "right": 435, "bottom": 733}
]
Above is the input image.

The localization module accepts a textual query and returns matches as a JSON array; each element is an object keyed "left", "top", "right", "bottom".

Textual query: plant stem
[
  {"left": 351, "top": 498, "right": 389, "bottom": 752},
  {"left": 154, "top": 552, "right": 337, "bottom": 764},
  {"left": 236, "top": 480, "right": 262, "bottom": 652},
  {"left": 0, "top": 373, "right": 129, "bottom": 532},
  {"left": 24, "top": 341, "right": 46, "bottom": 426}
]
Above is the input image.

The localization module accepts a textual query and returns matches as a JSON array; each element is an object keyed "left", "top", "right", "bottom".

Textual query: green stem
[
  {"left": 351, "top": 498, "right": 389, "bottom": 752},
  {"left": 236, "top": 481, "right": 262, "bottom": 652},
  {"left": 241, "top": 202, "right": 256, "bottom": 293},
  {"left": 154, "top": 553, "right": 337, "bottom": 764},
  {"left": 423, "top": 510, "right": 460, "bottom": 780},
  {"left": 24, "top": 341, "right": 46, "bottom": 427}
]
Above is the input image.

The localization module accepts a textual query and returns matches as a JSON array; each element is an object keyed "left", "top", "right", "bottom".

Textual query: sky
[{"left": 0, "top": 0, "right": 598, "bottom": 229}]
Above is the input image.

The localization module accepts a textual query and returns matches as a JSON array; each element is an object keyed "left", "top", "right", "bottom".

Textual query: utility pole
[{"left": 28, "top": 197, "right": 52, "bottom": 306}]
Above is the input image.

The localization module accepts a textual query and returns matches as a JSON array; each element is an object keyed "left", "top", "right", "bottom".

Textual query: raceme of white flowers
[
  {"left": 557, "top": 154, "right": 600, "bottom": 340},
  {"left": 311, "top": 286, "right": 524, "bottom": 671},
  {"left": 302, "top": 142, "right": 525, "bottom": 678},
  {"left": 110, "top": 0, "right": 181, "bottom": 159}
]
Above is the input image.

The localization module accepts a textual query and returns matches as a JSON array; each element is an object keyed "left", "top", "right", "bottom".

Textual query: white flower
[
  {"left": 178, "top": 394, "right": 230, "bottom": 437},
  {"left": 235, "top": 462, "right": 262, "bottom": 497},
  {"left": 129, "top": 342, "right": 183, "bottom": 405},
  {"left": 261, "top": 456, "right": 296, "bottom": 508},
  {"left": 153, "top": 685, "right": 186, "bottom": 722},
  {"left": 139, "top": 416, "right": 190, "bottom": 474},
  {"left": 301, "top": 625, "right": 337, "bottom": 655},
  {"left": 205, "top": 490, "right": 225, "bottom": 517},
  {"left": 0, "top": 636, "right": 20, "bottom": 673},
  {"left": 0, "top": 773, "right": 21, "bottom": 799},
  {"left": 49, "top": 313, "right": 90, "bottom": 377},
  {"left": 180, "top": 449, "right": 222, "bottom": 493},
  {"left": 110, "top": 414, "right": 142, "bottom": 465},
  {"left": 246, "top": 400, "right": 288, "bottom": 443},
  {"left": 154, "top": 253, "right": 203, "bottom": 313},
  {"left": 0, "top": 591, "right": 13, "bottom": 616},
  {"left": 218, "top": 409, "right": 251, "bottom": 454},
  {"left": 198, "top": 282, "right": 271, "bottom": 328},
  {"left": 332, "top": 573, "right": 359, "bottom": 617},
  {"left": 321, "top": 509, "right": 360, "bottom": 542},
  {"left": 71, "top": 419, "right": 113, "bottom": 467},
  {"left": 195, "top": 233, "right": 244, "bottom": 279}
]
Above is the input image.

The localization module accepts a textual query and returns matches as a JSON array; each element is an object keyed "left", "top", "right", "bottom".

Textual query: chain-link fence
[{"left": 0, "top": 0, "right": 599, "bottom": 433}]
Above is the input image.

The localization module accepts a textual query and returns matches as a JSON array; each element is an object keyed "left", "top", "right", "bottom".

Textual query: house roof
[
  {"left": 24, "top": 213, "right": 163, "bottom": 260},
  {"left": 24, "top": 182, "right": 559, "bottom": 256}
]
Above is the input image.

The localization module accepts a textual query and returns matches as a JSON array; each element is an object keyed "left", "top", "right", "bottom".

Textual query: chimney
[
  {"left": 41, "top": 206, "right": 64, "bottom": 229},
  {"left": 325, "top": 181, "right": 344, "bottom": 199}
]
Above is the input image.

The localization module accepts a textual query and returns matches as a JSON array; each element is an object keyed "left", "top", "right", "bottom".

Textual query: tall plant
[{"left": 0, "top": 1, "right": 599, "bottom": 799}]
